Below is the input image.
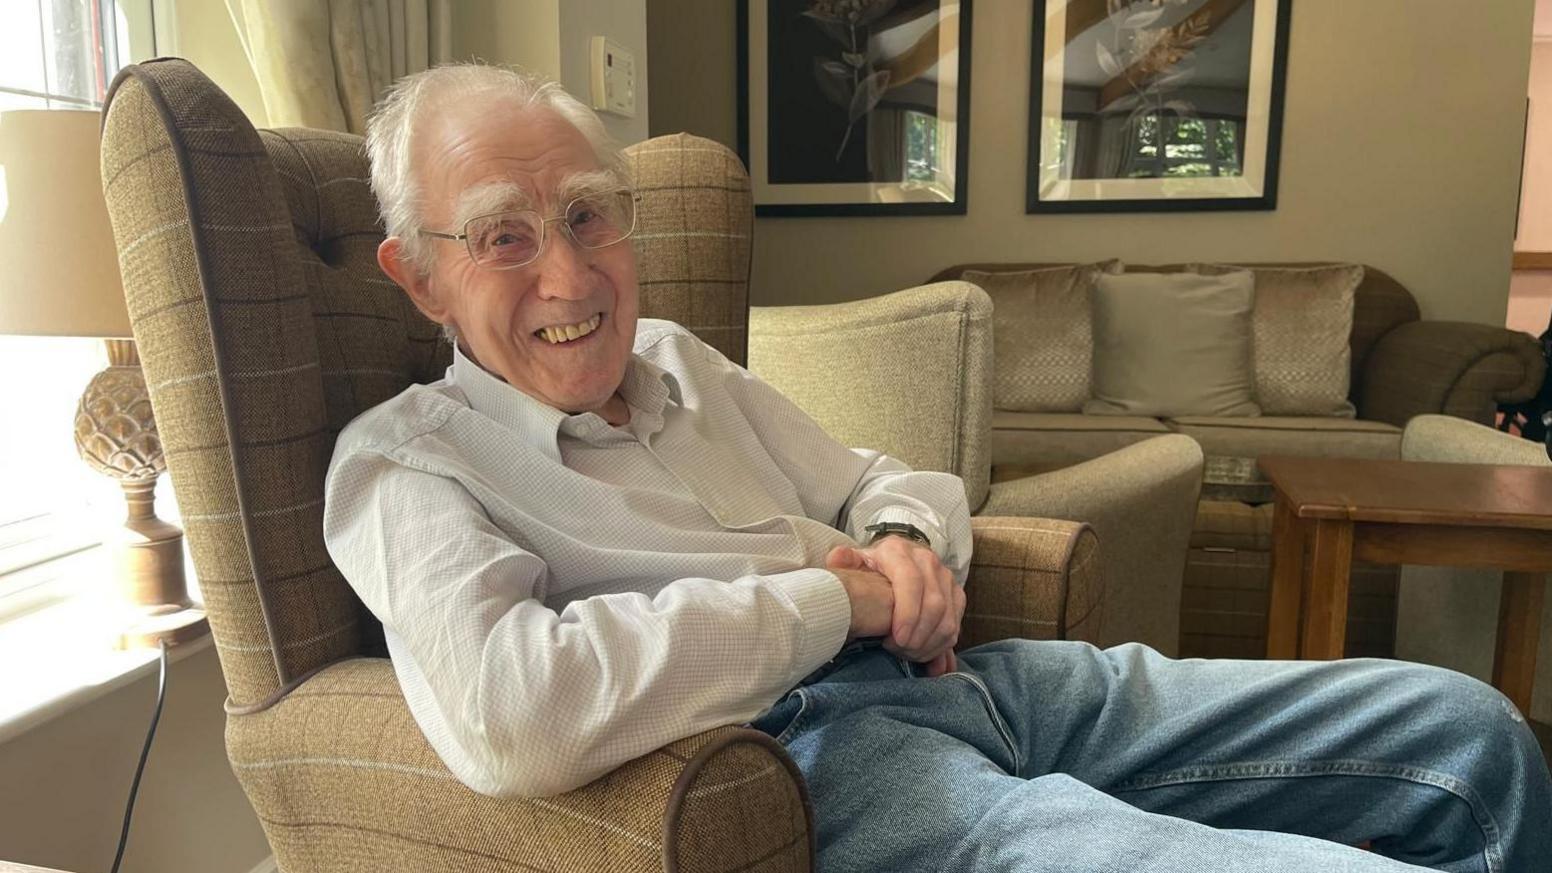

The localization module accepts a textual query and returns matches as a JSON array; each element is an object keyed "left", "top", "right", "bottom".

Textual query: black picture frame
[
  {"left": 1025, "top": 0, "right": 1292, "bottom": 214},
  {"left": 738, "top": 0, "right": 974, "bottom": 217}
]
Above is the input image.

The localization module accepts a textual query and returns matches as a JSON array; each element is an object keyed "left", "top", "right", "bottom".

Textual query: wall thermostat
[{"left": 589, "top": 36, "right": 636, "bottom": 119}]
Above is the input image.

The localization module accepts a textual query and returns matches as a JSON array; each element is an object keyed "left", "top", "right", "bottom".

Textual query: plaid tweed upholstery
[
  {"left": 100, "top": 59, "right": 1098, "bottom": 872},
  {"left": 626, "top": 133, "right": 752, "bottom": 366},
  {"left": 959, "top": 517, "right": 1101, "bottom": 649},
  {"left": 1360, "top": 320, "right": 1548, "bottom": 427}
]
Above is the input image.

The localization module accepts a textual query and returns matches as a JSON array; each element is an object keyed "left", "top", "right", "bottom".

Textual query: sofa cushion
[
  {"left": 1085, "top": 271, "right": 1261, "bottom": 418},
  {"left": 1195, "top": 263, "right": 1362, "bottom": 417},
  {"left": 1165, "top": 416, "right": 1402, "bottom": 461},
  {"left": 992, "top": 411, "right": 1170, "bottom": 467},
  {"left": 963, "top": 261, "right": 1121, "bottom": 413}
]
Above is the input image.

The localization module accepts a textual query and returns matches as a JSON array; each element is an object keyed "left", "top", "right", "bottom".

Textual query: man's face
[{"left": 386, "top": 100, "right": 639, "bottom": 417}]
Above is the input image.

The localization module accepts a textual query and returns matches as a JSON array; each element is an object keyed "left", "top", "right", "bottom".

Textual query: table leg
[
  {"left": 1493, "top": 572, "right": 1546, "bottom": 715},
  {"left": 1299, "top": 518, "right": 1354, "bottom": 660},
  {"left": 1266, "top": 495, "right": 1306, "bottom": 660}
]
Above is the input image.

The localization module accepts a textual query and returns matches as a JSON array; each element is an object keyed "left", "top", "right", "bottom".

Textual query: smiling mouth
[{"left": 533, "top": 313, "right": 604, "bottom": 345}]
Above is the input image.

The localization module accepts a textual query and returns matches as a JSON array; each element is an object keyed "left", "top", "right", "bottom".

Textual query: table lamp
[{"left": 0, "top": 108, "right": 207, "bottom": 649}]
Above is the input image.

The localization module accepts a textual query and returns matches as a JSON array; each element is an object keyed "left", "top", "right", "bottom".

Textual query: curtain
[
  {"left": 1091, "top": 112, "right": 1147, "bottom": 179},
  {"left": 230, "top": 0, "right": 452, "bottom": 134}
]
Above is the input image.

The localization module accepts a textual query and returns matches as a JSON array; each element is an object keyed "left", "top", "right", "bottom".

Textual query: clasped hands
[{"left": 825, "top": 535, "right": 965, "bottom": 677}]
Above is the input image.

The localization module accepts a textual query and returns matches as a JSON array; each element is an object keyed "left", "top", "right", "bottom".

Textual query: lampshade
[{"left": 0, "top": 108, "right": 132, "bottom": 339}]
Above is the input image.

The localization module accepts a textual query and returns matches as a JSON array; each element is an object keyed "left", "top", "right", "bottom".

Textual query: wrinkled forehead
[
  {"left": 417, "top": 100, "right": 613, "bottom": 222},
  {"left": 451, "top": 169, "right": 622, "bottom": 225}
]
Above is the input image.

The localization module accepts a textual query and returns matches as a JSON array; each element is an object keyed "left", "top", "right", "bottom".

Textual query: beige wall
[
  {"left": 559, "top": 1, "right": 650, "bottom": 145},
  {"left": 450, "top": 0, "right": 650, "bottom": 145},
  {"left": 451, "top": 0, "right": 563, "bottom": 79},
  {"left": 0, "top": 646, "right": 270, "bottom": 873},
  {"left": 650, "top": 0, "right": 1535, "bottom": 324}
]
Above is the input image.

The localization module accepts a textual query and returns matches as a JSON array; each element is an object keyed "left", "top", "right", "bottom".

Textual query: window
[
  {"left": 0, "top": 0, "right": 157, "bottom": 614},
  {"left": 1130, "top": 112, "right": 1244, "bottom": 178}
]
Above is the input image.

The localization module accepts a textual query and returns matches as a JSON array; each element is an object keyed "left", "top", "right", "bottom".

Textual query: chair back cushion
[{"left": 100, "top": 59, "right": 752, "bottom": 706}]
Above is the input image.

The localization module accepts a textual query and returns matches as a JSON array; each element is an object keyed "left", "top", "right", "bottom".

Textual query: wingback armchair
[{"left": 99, "top": 59, "right": 1103, "bottom": 871}]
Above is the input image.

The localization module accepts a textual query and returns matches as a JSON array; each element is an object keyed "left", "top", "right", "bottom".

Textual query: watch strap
[{"left": 864, "top": 521, "right": 931, "bottom": 549}]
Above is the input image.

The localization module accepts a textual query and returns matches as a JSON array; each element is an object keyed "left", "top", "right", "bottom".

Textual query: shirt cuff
[
  {"left": 866, "top": 506, "right": 948, "bottom": 561},
  {"left": 767, "top": 567, "right": 851, "bottom": 680}
]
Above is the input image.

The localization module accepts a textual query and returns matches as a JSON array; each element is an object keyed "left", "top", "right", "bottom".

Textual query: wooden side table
[{"left": 1261, "top": 456, "right": 1552, "bottom": 714}]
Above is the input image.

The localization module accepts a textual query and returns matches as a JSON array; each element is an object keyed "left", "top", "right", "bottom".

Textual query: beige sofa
[
  {"left": 935, "top": 262, "right": 1548, "bottom": 658},
  {"left": 934, "top": 262, "right": 1546, "bottom": 471}
]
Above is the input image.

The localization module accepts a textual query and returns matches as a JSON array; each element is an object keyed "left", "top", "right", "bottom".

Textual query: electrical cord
[{"left": 109, "top": 639, "right": 169, "bottom": 873}]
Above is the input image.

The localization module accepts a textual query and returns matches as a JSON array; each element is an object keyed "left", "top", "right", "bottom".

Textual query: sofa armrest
[
  {"left": 227, "top": 659, "right": 812, "bottom": 872},
  {"left": 1401, "top": 414, "right": 1552, "bottom": 465},
  {"left": 1359, "top": 320, "right": 1546, "bottom": 427},
  {"left": 977, "top": 434, "right": 1204, "bottom": 655},
  {"left": 749, "top": 282, "right": 993, "bottom": 510},
  {"left": 960, "top": 515, "right": 1101, "bottom": 649}
]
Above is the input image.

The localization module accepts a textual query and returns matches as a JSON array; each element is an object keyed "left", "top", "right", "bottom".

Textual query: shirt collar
[{"left": 449, "top": 341, "right": 681, "bottom": 459}]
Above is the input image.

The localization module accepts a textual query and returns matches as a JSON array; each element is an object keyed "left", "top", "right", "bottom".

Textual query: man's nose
[{"left": 532, "top": 224, "right": 592, "bottom": 301}]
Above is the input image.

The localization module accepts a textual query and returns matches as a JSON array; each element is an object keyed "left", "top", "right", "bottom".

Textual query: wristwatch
[{"left": 864, "top": 521, "right": 932, "bottom": 550}]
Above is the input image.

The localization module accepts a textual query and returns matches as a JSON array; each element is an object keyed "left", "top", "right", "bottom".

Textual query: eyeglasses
[{"left": 419, "top": 188, "right": 640, "bottom": 270}]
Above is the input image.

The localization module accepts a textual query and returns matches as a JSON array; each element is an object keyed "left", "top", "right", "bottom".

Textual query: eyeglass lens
[{"left": 464, "top": 190, "right": 635, "bottom": 268}]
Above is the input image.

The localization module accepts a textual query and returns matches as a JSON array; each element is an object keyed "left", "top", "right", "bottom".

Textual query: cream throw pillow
[
  {"left": 1194, "top": 263, "right": 1363, "bottom": 417},
  {"left": 963, "top": 261, "right": 1122, "bottom": 412},
  {"left": 1084, "top": 271, "right": 1261, "bottom": 418}
]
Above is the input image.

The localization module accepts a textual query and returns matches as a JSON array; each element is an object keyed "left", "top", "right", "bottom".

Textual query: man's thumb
[{"left": 825, "top": 545, "right": 864, "bottom": 570}]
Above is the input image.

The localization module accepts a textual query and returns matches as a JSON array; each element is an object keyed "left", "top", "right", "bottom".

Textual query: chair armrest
[
  {"left": 749, "top": 282, "right": 993, "bottom": 510},
  {"left": 1359, "top": 320, "right": 1546, "bottom": 427},
  {"left": 961, "top": 516, "right": 1101, "bottom": 649},
  {"left": 977, "top": 434, "right": 1204, "bottom": 655},
  {"left": 226, "top": 659, "right": 812, "bottom": 872},
  {"left": 1401, "top": 414, "right": 1552, "bottom": 465}
]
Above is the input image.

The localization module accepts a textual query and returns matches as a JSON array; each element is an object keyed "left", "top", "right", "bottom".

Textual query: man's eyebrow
[
  {"left": 450, "top": 181, "right": 532, "bottom": 228},
  {"left": 558, "top": 169, "right": 624, "bottom": 203}
]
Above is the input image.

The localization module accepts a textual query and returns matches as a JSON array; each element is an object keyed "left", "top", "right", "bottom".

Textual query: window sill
[{"left": 0, "top": 546, "right": 212, "bottom": 745}]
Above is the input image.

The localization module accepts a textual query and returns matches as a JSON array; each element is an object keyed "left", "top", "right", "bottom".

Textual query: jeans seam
[
  {"left": 773, "top": 687, "right": 811, "bottom": 746},
  {"left": 1109, "top": 759, "right": 1504, "bottom": 873},
  {"left": 943, "top": 672, "right": 1022, "bottom": 775}
]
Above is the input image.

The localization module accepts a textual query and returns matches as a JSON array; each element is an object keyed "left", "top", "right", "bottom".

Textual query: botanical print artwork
[
  {"left": 1027, "top": 0, "right": 1288, "bottom": 212},
  {"left": 742, "top": 0, "right": 971, "bottom": 215},
  {"left": 804, "top": 0, "right": 898, "bottom": 162},
  {"left": 1068, "top": 0, "right": 1253, "bottom": 182},
  {"left": 1095, "top": 0, "right": 1216, "bottom": 152}
]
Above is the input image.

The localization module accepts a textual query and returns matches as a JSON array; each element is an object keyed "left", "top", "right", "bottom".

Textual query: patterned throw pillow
[
  {"left": 962, "top": 261, "right": 1123, "bottom": 413},
  {"left": 1193, "top": 263, "right": 1364, "bottom": 417}
]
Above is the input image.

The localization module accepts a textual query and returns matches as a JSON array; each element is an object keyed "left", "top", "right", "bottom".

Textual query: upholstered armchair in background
[
  {"left": 98, "top": 59, "right": 1105, "bottom": 871},
  {"left": 1396, "top": 415, "right": 1552, "bottom": 725},
  {"left": 750, "top": 288, "right": 1204, "bottom": 655}
]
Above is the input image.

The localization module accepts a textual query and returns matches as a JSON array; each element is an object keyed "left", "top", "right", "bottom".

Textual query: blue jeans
[{"left": 749, "top": 640, "right": 1551, "bottom": 872}]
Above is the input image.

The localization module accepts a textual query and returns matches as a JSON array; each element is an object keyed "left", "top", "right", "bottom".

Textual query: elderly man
[{"left": 323, "top": 64, "right": 1550, "bottom": 872}]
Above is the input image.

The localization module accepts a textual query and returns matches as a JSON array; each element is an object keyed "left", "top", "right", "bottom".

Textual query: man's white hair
[{"left": 365, "top": 62, "right": 630, "bottom": 275}]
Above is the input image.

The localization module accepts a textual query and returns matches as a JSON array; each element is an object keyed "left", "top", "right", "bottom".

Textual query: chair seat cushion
[
  {"left": 992, "top": 411, "right": 1170, "bottom": 467},
  {"left": 1165, "top": 416, "right": 1402, "bottom": 461}
]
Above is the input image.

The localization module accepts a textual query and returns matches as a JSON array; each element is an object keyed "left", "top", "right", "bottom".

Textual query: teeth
[{"left": 541, "top": 313, "right": 601, "bottom": 344}]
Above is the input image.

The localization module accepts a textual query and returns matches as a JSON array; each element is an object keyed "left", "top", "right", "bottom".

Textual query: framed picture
[
  {"left": 738, "top": 0, "right": 973, "bottom": 216},
  {"left": 1026, "top": 0, "right": 1291, "bottom": 213}
]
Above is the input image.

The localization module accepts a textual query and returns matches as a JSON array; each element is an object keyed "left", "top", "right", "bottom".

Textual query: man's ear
[{"left": 378, "top": 236, "right": 451, "bottom": 328}]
